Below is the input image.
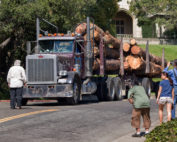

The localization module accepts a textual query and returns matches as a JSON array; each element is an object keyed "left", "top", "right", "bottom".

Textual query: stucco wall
[{"left": 118, "top": 0, "right": 142, "bottom": 38}]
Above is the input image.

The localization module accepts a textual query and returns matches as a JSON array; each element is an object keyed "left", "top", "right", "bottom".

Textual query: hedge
[{"left": 145, "top": 119, "right": 177, "bottom": 142}]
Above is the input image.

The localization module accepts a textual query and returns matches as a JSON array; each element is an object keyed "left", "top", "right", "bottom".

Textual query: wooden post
[
  {"left": 120, "top": 37, "right": 124, "bottom": 76},
  {"left": 145, "top": 40, "right": 150, "bottom": 74},
  {"left": 162, "top": 48, "right": 165, "bottom": 69}
]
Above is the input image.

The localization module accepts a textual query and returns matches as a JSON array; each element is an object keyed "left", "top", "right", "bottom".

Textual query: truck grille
[{"left": 27, "top": 59, "right": 55, "bottom": 83}]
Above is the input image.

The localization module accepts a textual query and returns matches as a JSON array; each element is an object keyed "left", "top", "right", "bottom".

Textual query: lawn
[
  {"left": 140, "top": 44, "right": 177, "bottom": 62},
  {"left": 140, "top": 44, "right": 177, "bottom": 82}
]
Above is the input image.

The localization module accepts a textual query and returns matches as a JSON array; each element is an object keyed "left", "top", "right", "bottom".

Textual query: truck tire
[
  {"left": 113, "top": 77, "right": 122, "bottom": 100},
  {"left": 142, "top": 78, "right": 151, "bottom": 98},
  {"left": 21, "top": 99, "right": 28, "bottom": 106},
  {"left": 95, "top": 82, "right": 103, "bottom": 101},
  {"left": 106, "top": 77, "right": 116, "bottom": 101},
  {"left": 67, "top": 77, "right": 81, "bottom": 105}
]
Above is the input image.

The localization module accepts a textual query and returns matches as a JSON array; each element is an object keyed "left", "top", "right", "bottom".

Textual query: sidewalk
[{"left": 112, "top": 109, "right": 177, "bottom": 142}]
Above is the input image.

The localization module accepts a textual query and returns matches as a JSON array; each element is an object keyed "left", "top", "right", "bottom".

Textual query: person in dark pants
[
  {"left": 128, "top": 80, "right": 151, "bottom": 137},
  {"left": 7, "top": 60, "right": 26, "bottom": 109},
  {"left": 163, "top": 59, "right": 177, "bottom": 119}
]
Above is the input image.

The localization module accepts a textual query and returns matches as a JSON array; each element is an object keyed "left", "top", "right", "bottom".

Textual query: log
[
  {"left": 93, "top": 59, "right": 120, "bottom": 71},
  {"left": 130, "top": 38, "right": 136, "bottom": 45},
  {"left": 124, "top": 61, "right": 130, "bottom": 70},
  {"left": 105, "top": 48, "right": 120, "bottom": 59},
  {"left": 75, "top": 23, "right": 87, "bottom": 35},
  {"left": 126, "top": 55, "right": 162, "bottom": 76},
  {"left": 131, "top": 45, "right": 163, "bottom": 65},
  {"left": 103, "top": 31, "right": 121, "bottom": 48},
  {"left": 75, "top": 23, "right": 104, "bottom": 37},
  {"left": 94, "top": 47, "right": 120, "bottom": 59},
  {"left": 126, "top": 55, "right": 143, "bottom": 70},
  {"left": 123, "top": 42, "right": 130, "bottom": 52}
]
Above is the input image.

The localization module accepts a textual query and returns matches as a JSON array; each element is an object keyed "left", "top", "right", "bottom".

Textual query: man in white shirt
[{"left": 7, "top": 60, "right": 26, "bottom": 109}]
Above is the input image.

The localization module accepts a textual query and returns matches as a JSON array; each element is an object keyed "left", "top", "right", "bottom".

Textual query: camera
[{"left": 170, "top": 60, "right": 174, "bottom": 65}]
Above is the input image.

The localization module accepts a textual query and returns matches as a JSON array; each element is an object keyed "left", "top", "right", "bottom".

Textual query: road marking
[{"left": 0, "top": 109, "right": 58, "bottom": 124}]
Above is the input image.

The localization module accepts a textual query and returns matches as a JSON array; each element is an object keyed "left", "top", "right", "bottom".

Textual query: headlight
[{"left": 59, "top": 70, "right": 68, "bottom": 76}]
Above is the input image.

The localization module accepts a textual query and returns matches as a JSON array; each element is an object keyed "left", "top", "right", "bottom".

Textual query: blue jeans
[
  {"left": 172, "top": 86, "right": 177, "bottom": 119},
  {"left": 10, "top": 88, "right": 23, "bottom": 109}
]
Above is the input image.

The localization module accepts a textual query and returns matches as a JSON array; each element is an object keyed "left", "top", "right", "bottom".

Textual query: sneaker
[
  {"left": 145, "top": 132, "right": 149, "bottom": 135},
  {"left": 132, "top": 133, "right": 141, "bottom": 137},
  {"left": 18, "top": 106, "right": 22, "bottom": 109}
]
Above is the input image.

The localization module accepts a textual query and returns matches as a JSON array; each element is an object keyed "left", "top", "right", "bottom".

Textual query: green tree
[
  {"left": 0, "top": 0, "right": 96, "bottom": 98},
  {"left": 130, "top": 0, "right": 177, "bottom": 31},
  {"left": 88, "top": 0, "right": 119, "bottom": 35}
]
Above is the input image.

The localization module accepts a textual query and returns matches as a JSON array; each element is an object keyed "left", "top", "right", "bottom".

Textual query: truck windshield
[{"left": 39, "top": 40, "right": 73, "bottom": 53}]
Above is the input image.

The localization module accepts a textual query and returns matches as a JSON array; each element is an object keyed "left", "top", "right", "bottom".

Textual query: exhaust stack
[{"left": 84, "top": 17, "right": 93, "bottom": 77}]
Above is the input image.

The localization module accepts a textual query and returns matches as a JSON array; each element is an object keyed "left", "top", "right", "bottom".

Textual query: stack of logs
[{"left": 75, "top": 23, "right": 164, "bottom": 77}]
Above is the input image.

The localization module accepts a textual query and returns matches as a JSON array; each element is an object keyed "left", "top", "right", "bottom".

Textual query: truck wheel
[
  {"left": 106, "top": 78, "right": 116, "bottom": 101},
  {"left": 67, "top": 78, "right": 81, "bottom": 105},
  {"left": 113, "top": 77, "right": 122, "bottom": 100},
  {"left": 21, "top": 99, "right": 28, "bottom": 106},
  {"left": 142, "top": 78, "right": 151, "bottom": 98},
  {"left": 95, "top": 83, "right": 103, "bottom": 101}
]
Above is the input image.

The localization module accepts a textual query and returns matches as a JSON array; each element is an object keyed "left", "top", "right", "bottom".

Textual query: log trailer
[{"left": 22, "top": 17, "right": 164, "bottom": 105}]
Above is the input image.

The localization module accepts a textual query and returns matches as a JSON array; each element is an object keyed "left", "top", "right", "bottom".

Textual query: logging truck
[{"left": 22, "top": 17, "right": 164, "bottom": 105}]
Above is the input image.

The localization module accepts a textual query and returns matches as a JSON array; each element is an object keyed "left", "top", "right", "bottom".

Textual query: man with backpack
[{"left": 163, "top": 59, "right": 177, "bottom": 119}]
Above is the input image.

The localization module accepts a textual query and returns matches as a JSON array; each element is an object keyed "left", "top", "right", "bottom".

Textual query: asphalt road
[{"left": 0, "top": 97, "right": 159, "bottom": 142}]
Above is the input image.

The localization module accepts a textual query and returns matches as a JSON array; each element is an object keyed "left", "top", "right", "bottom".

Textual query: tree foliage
[
  {"left": 88, "top": 0, "right": 119, "bottom": 35},
  {"left": 0, "top": 0, "right": 119, "bottom": 97},
  {"left": 130, "top": 0, "right": 177, "bottom": 30}
]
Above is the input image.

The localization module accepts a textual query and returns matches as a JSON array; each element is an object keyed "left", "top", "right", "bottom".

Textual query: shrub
[
  {"left": 145, "top": 119, "right": 177, "bottom": 142},
  {"left": 0, "top": 77, "right": 10, "bottom": 100}
]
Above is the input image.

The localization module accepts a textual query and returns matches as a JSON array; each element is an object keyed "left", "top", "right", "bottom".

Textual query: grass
[
  {"left": 140, "top": 44, "right": 177, "bottom": 82},
  {"left": 140, "top": 44, "right": 177, "bottom": 62}
]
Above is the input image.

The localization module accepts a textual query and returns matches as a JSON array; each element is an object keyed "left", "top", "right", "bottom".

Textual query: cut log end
[
  {"left": 123, "top": 42, "right": 130, "bottom": 52},
  {"left": 130, "top": 38, "right": 136, "bottom": 46},
  {"left": 131, "top": 45, "right": 141, "bottom": 55}
]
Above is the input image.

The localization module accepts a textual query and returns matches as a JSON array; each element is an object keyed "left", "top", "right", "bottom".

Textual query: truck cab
[{"left": 23, "top": 33, "right": 86, "bottom": 105}]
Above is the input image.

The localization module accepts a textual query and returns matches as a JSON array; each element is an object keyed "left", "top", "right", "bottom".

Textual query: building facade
[{"left": 115, "top": 0, "right": 142, "bottom": 38}]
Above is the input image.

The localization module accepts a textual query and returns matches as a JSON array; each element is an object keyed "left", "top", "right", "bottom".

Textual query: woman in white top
[{"left": 7, "top": 60, "right": 26, "bottom": 109}]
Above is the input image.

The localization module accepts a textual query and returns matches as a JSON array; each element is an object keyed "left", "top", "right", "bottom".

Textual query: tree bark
[
  {"left": 0, "top": 37, "right": 11, "bottom": 49},
  {"left": 131, "top": 45, "right": 163, "bottom": 65},
  {"left": 103, "top": 31, "right": 120, "bottom": 48},
  {"left": 93, "top": 59, "right": 120, "bottom": 71}
]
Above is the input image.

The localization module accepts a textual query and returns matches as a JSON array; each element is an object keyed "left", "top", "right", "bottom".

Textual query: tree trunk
[
  {"left": 123, "top": 42, "right": 130, "bottom": 52},
  {"left": 103, "top": 31, "right": 120, "bottom": 48},
  {"left": 93, "top": 59, "right": 120, "bottom": 71},
  {"left": 130, "top": 38, "right": 136, "bottom": 46},
  {"left": 126, "top": 55, "right": 162, "bottom": 76},
  {"left": 126, "top": 55, "right": 143, "bottom": 70},
  {"left": 131, "top": 45, "right": 163, "bottom": 65},
  {"left": 94, "top": 47, "right": 120, "bottom": 59}
]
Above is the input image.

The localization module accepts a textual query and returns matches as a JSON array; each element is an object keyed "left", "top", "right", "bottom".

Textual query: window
[
  {"left": 116, "top": 20, "right": 124, "bottom": 34},
  {"left": 39, "top": 40, "right": 74, "bottom": 53}
]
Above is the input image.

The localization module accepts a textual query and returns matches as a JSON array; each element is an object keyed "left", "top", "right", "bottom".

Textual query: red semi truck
[{"left": 22, "top": 17, "right": 161, "bottom": 105}]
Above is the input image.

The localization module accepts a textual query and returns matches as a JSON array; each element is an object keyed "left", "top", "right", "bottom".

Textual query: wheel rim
[
  {"left": 110, "top": 81, "right": 115, "bottom": 98},
  {"left": 117, "top": 82, "right": 122, "bottom": 99}
]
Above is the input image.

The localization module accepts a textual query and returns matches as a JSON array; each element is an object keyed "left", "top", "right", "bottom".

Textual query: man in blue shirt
[{"left": 163, "top": 59, "right": 177, "bottom": 119}]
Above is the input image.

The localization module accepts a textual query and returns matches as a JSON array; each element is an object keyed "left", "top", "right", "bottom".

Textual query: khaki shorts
[
  {"left": 159, "top": 97, "right": 173, "bottom": 105},
  {"left": 131, "top": 108, "right": 151, "bottom": 129}
]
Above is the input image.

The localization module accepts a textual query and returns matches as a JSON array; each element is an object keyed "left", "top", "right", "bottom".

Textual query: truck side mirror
[{"left": 26, "top": 41, "right": 31, "bottom": 55}]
